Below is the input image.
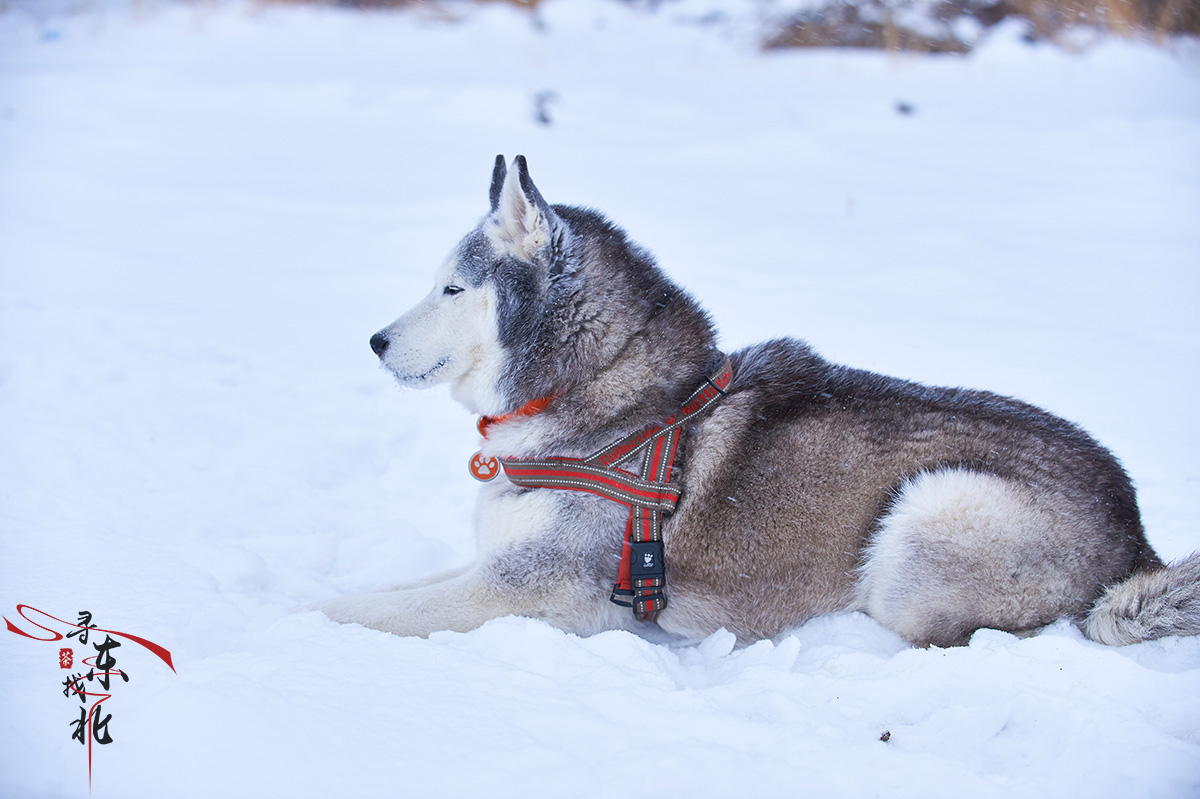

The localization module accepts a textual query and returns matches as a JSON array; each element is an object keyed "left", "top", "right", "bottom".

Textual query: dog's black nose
[{"left": 369, "top": 332, "right": 389, "bottom": 357}]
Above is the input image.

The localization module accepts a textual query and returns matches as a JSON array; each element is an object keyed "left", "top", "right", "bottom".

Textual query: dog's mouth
[{"left": 392, "top": 357, "right": 449, "bottom": 384}]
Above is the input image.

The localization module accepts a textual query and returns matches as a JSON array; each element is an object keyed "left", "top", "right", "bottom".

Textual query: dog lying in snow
[{"left": 323, "top": 155, "right": 1200, "bottom": 648}]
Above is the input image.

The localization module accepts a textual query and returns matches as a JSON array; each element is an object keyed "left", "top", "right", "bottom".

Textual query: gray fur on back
[{"left": 665, "top": 338, "right": 1165, "bottom": 645}]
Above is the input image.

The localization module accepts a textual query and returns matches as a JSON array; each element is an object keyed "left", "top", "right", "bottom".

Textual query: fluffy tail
[{"left": 1083, "top": 552, "right": 1200, "bottom": 645}]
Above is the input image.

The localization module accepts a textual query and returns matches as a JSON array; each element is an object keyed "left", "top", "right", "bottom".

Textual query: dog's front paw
[
  {"left": 319, "top": 593, "right": 387, "bottom": 629},
  {"left": 318, "top": 591, "right": 434, "bottom": 637}
]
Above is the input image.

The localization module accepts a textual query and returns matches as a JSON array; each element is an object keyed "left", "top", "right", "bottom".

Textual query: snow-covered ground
[{"left": 1, "top": 1, "right": 1198, "bottom": 797}]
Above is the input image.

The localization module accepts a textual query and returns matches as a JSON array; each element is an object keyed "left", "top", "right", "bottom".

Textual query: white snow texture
[{"left": 1, "top": 1, "right": 1198, "bottom": 797}]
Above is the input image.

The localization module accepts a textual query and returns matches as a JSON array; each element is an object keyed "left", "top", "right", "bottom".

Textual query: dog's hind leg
[{"left": 855, "top": 468, "right": 1126, "bottom": 647}]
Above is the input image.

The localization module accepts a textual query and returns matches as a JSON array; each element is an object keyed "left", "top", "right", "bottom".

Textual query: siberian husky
[{"left": 322, "top": 155, "right": 1200, "bottom": 648}]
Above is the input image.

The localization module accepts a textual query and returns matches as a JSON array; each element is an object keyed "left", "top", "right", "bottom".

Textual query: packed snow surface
[{"left": 2, "top": 1, "right": 1199, "bottom": 797}]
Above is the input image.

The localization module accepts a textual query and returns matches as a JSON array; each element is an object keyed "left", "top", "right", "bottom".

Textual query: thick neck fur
[{"left": 482, "top": 208, "right": 721, "bottom": 459}]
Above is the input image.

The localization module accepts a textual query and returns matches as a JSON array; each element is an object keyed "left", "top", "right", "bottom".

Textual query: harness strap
[
  {"left": 612, "top": 422, "right": 681, "bottom": 618},
  {"left": 496, "top": 458, "right": 682, "bottom": 512},
  {"left": 500, "top": 357, "right": 732, "bottom": 622}
]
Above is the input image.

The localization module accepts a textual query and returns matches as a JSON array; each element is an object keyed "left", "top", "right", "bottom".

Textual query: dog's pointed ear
[
  {"left": 491, "top": 154, "right": 559, "bottom": 259},
  {"left": 489, "top": 155, "right": 507, "bottom": 212},
  {"left": 512, "top": 155, "right": 549, "bottom": 212}
]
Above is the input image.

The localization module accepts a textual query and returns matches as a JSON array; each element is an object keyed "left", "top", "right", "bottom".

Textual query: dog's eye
[{"left": 443, "top": 285, "right": 465, "bottom": 297}]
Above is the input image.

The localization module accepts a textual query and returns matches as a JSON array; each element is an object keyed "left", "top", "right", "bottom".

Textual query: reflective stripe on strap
[
  {"left": 498, "top": 458, "right": 682, "bottom": 512},
  {"left": 585, "top": 359, "right": 732, "bottom": 468}
]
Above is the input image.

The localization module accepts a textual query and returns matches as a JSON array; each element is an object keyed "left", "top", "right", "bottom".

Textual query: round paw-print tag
[{"left": 469, "top": 451, "right": 500, "bottom": 482}]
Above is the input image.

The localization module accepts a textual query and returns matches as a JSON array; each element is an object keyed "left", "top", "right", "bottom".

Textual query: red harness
[{"left": 473, "top": 358, "right": 733, "bottom": 622}]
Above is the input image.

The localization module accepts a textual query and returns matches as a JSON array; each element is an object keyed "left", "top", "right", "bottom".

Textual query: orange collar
[{"left": 477, "top": 395, "right": 554, "bottom": 439}]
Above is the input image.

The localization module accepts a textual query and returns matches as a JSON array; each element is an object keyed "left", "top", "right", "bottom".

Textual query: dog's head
[
  {"left": 372, "top": 156, "right": 713, "bottom": 421},
  {"left": 370, "top": 155, "right": 580, "bottom": 416}
]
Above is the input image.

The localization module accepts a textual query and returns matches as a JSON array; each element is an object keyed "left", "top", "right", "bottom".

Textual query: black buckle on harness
[
  {"left": 609, "top": 587, "right": 634, "bottom": 607},
  {"left": 629, "top": 541, "right": 665, "bottom": 580}
]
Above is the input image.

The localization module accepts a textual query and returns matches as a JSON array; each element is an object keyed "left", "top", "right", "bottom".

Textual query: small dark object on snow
[
  {"left": 895, "top": 101, "right": 915, "bottom": 116},
  {"left": 534, "top": 91, "right": 558, "bottom": 127},
  {"left": 880, "top": 730, "right": 892, "bottom": 742}
]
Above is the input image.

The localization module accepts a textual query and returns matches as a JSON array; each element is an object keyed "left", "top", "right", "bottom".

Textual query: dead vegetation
[
  {"left": 763, "top": 0, "right": 1200, "bottom": 53},
  {"left": 256, "top": 0, "right": 545, "bottom": 8},
  {"left": 246, "top": 0, "right": 1197, "bottom": 53}
]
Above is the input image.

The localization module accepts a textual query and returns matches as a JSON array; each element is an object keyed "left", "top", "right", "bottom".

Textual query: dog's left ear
[
  {"left": 491, "top": 155, "right": 560, "bottom": 261},
  {"left": 489, "top": 154, "right": 506, "bottom": 212}
]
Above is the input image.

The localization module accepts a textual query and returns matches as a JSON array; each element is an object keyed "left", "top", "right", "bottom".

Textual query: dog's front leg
[
  {"left": 386, "top": 564, "right": 471, "bottom": 591},
  {"left": 322, "top": 488, "right": 627, "bottom": 637},
  {"left": 319, "top": 569, "right": 514, "bottom": 637},
  {"left": 319, "top": 558, "right": 601, "bottom": 638}
]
